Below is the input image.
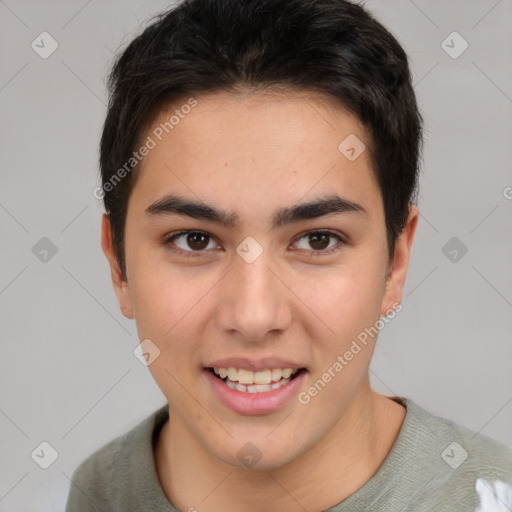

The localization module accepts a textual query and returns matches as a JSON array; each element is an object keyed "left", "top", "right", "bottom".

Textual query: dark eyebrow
[{"left": 145, "top": 193, "right": 367, "bottom": 228}]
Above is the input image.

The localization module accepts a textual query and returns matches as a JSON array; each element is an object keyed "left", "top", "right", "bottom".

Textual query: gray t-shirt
[{"left": 65, "top": 397, "right": 512, "bottom": 511}]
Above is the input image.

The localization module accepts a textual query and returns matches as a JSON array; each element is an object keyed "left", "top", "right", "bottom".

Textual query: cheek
[
  {"left": 130, "top": 272, "right": 208, "bottom": 392},
  {"left": 297, "top": 268, "right": 383, "bottom": 418},
  {"left": 307, "top": 260, "right": 385, "bottom": 343},
  {"left": 128, "top": 266, "right": 204, "bottom": 342}
]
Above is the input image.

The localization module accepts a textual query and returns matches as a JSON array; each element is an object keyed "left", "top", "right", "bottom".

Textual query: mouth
[{"left": 206, "top": 366, "right": 306, "bottom": 393}]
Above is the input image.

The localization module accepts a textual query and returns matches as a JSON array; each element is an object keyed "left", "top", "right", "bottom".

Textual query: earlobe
[
  {"left": 101, "top": 213, "right": 135, "bottom": 319},
  {"left": 380, "top": 204, "right": 419, "bottom": 317}
]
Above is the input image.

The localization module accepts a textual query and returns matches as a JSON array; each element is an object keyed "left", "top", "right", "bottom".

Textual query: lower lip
[{"left": 204, "top": 369, "right": 307, "bottom": 415}]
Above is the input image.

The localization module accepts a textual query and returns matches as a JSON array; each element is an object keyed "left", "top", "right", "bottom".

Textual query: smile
[{"left": 209, "top": 367, "right": 302, "bottom": 393}]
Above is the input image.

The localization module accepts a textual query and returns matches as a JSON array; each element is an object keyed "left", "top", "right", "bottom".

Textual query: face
[{"left": 102, "top": 89, "right": 417, "bottom": 470}]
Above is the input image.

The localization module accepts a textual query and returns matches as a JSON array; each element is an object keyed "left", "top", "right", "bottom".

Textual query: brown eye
[
  {"left": 164, "top": 230, "right": 219, "bottom": 257},
  {"left": 185, "top": 232, "right": 210, "bottom": 250},
  {"left": 293, "top": 230, "right": 345, "bottom": 256},
  {"left": 308, "top": 232, "right": 330, "bottom": 250}
]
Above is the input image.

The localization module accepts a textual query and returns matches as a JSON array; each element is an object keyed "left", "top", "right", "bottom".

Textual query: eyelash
[{"left": 162, "top": 229, "right": 346, "bottom": 258}]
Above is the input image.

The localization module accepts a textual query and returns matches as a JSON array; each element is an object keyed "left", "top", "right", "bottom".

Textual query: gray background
[{"left": 0, "top": 0, "right": 511, "bottom": 510}]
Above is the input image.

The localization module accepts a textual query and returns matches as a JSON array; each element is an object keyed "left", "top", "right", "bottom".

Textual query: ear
[
  {"left": 380, "top": 204, "right": 419, "bottom": 317},
  {"left": 101, "top": 213, "right": 134, "bottom": 319}
]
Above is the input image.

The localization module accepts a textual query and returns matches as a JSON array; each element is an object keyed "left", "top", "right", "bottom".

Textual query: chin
[{"left": 210, "top": 435, "right": 309, "bottom": 473}]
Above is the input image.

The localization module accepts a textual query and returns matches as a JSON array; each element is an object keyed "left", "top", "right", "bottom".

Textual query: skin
[{"left": 101, "top": 89, "right": 419, "bottom": 511}]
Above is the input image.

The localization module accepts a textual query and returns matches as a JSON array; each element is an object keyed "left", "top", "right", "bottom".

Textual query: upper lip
[{"left": 205, "top": 357, "right": 306, "bottom": 371}]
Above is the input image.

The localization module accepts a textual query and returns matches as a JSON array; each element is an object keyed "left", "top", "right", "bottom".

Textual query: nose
[{"left": 216, "top": 248, "right": 292, "bottom": 344}]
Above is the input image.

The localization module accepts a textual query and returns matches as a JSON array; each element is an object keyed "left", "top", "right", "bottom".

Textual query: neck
[{"left": 155, "top": 384, "right": 406, "bottom": 511}]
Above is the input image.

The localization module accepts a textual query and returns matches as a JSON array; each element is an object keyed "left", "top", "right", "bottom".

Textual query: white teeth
[
  {"left": 223, "top": 378, "right": 291, "bottom": 393},
  {"left": 218, "top": 368, "right": 228, "bottom": 379},
  {"left": 212, "top": 366, "right": 299, "bottom": 386},
  {"left": 271, "top": 368, "right": 283, "bottom": 381},
  {"left": 254, "top": 370, "right": 271, "bottom": 384},
  {"left": 237, "top": 369, "right": 254, "bottom": 385}
]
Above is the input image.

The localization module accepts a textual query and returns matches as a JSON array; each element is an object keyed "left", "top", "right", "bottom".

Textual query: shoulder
[
  {"left": 399, "top": 397, "right": 512, "bottom": 510},
  {"left": 65, "top": 405, "right": 169, "bottom": 511},
  {"left": 65, "top": 432, "right": 126, "bottom": 510},
  {"left": 407, "top": 398, "right": 512, "bottom": 478}
]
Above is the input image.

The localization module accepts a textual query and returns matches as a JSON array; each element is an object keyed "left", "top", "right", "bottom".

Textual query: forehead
[{"left": 130, "top": 89, "right": 381, "bottom": 224}]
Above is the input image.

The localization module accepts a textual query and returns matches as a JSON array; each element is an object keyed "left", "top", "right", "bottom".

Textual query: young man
[{"left": 66, "top": 0, "right": 512, "bottom": 510}]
